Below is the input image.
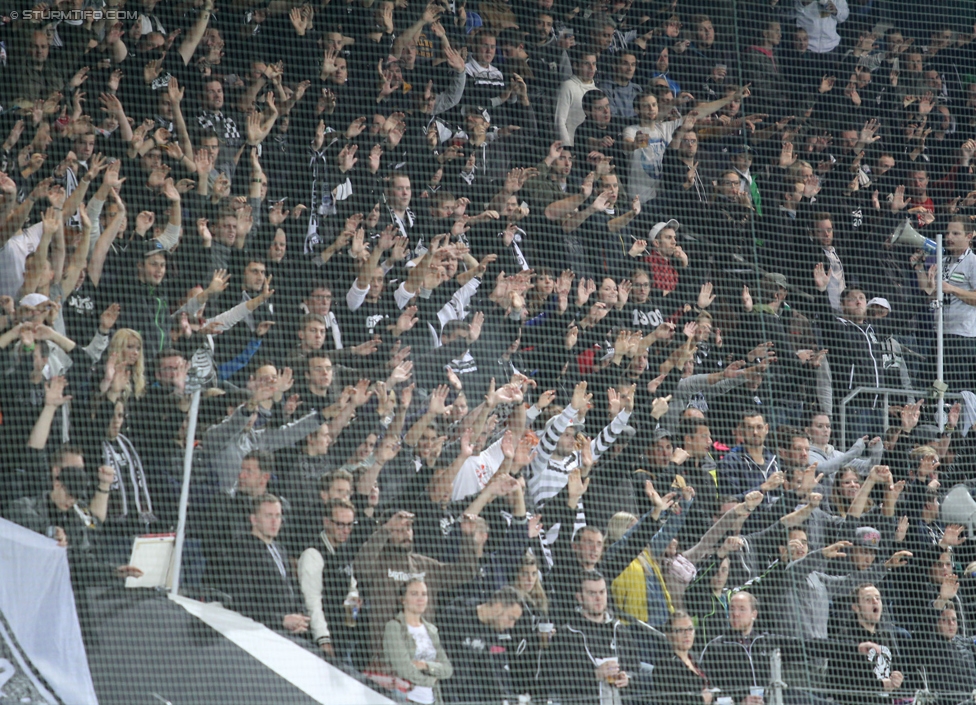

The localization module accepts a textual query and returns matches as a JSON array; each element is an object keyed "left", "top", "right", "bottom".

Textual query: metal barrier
[{"left": 837, "top": 386, "right": 964, "bottom": 448}]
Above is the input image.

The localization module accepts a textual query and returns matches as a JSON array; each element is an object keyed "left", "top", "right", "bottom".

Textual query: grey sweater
[{"left": 199, "top": 405, "right": 323, "bottom": 490}]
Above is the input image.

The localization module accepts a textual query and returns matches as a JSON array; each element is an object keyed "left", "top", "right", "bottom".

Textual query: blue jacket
[{"left": 717, "top": 446, "right": 779, "bottom": 501}]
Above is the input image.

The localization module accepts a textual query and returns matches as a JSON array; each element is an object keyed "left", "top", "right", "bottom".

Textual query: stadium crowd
[{"left": 6, "top": 0, "right": 976, "bottom": 702}]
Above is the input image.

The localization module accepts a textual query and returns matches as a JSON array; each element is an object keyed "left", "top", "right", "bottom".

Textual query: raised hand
[
  {"left": 901, "top": 399, "right": 923, "bottom": 432},
  {"left": 941, "top": 524, "right": 966, "bottom": 548},
  {"left": 940, "top": 572, "right": 960, "bottom": 601},
  {"left": 337, "top": 143, "right": 358, "bottom": 173},
  {"left": 823, "top": 540, "right": 853, "bottom": 559},
  {"left": 697, "top": 282, "right": 715, "bottom": 308},
  {"left": 567, "top": 468, "right": 590, "bottom": 506},
  {"left": 565, "top": 323, "right": 579, "bottom": 349},
  {"left": 719, "top": 536, "right": 745, "bottom": 555},
  {"left": 813, "top": 263, "right": 829, "bottom": 291},
  {"left": 394, "top": 306, "right": 419, "bottom": 334},
  {"left": 428, "top": 384, "right": 450, "bottom": 415},
  {"left": 885, "top": 550, "right": 913, "bottom": 569},
  {"left": 44, "top": 376, "right": 72, "bottom": 407},
  {"left": 629, "top": 238, "right": 648, "bottom": 257},
  {"left": 650, "top": 394, "right": 671, "bottom": 419},
  {"left": 760, "top": 471, "right": 785, "bottom": 492},
  {"left": 645, "top": 480, "right": 675, "bottom": 511},
  {"left": 388, "top": 360, "right": 413, "bottom": 385}
]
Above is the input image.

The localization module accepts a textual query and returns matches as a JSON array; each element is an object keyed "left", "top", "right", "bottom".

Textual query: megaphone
[
  {"left": 889, "top": 219, "right": 938, "bottom": 255},
  {"left": 941, "top": 484, "right": 976, "bottom": 537}
]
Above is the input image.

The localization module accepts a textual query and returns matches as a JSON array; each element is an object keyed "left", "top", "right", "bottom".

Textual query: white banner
[{"left": 0, "top": 517, "right": 98, "bottom": 705}]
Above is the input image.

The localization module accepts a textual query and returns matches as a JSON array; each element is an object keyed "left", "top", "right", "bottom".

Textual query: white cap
[
  {"left": 867, "top": 297, "right": 891, "bottom": 311},
  {"left": 19, "top": 293, "right": 50, "bottom": 308},
  {"left": 648, "top": 219, "right": 679, "bottom": 241}
]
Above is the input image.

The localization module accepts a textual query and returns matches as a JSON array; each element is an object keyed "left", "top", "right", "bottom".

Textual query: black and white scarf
[{"left": 103, "top": 434, "right": 155, "bottom": 527}]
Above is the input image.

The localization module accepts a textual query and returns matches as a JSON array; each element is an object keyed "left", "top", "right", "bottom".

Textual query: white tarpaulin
[
  {"left": 0, "top": 517, "right": 98, "bottom": 705},
  {"left": 169, "top": 594, "right": 395, "bottom": 705}
]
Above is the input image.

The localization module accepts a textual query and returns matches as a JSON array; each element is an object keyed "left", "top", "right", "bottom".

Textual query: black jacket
[
  {"left": 116, "top": 280, "right": 170, "bottom": 358},
  {"left": 817, "top": 309, "right": 886, "bottom": 408},
  {"left": 441, "top": 602, "right": 518, "bottom": 704},
  {"left": 650, "top": 652, "right": 712, "bottom": 705},
  {"left": 300, "top": 531, "right": 361, "bottom": 647},
  {"left": 553, "top": 611, "right": 637, "bottom": 703},
  {"left": 699, "top": 631, "right": 775, "bottom": 702},
  {"left": 919, "top": 631, "right": 976, "bottom": 705},
  {"left": 825, "top": 622, "right": 907, "bottom": 705},
  {"left": 218, "top": 533, "right": 304, "bottom": 631},
  {"left": 3, "top": 491, "right": 114, "bottom": 588}
]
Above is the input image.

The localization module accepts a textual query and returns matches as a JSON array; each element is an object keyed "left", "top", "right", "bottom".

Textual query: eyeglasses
[{"left": 328, "top": 519, "right": 357, "bottom": 528}]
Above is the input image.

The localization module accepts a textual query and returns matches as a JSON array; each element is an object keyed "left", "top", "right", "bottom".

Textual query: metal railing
[{"left": 837, "top": 386, "right": 963, "bottom": 449}]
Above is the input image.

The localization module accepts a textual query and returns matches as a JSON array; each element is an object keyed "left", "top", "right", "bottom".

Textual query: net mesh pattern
[{"left": 1, "top": 1, "right": 976, "bottom": 703}]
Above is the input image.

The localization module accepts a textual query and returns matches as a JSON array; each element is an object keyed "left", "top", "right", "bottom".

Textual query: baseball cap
[
  {"left": 867, "top": 297, "right": 891, "bottom": 312},
  {"left": 730, "top": 144, "right": 754, "bottom": 155},
  {"left": 142, "top": 239, "right": 168, "bottom": 258},
  {"left": 763, "top": 273, "right": 789, "bottom": 289},
  {"left": 648, "top": 219, "right": 679, "bottom": 241},
  {"left": 651, "top": 427, "right": 673, "bottom": 442},
  {"left": 854, "top": 526, "right": 882, "bottom": 549}
]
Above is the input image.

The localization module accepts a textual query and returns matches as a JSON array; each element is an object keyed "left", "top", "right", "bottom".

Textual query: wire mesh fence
[{"left": 2, "top": 0, "right": 976, "bottom": 703}]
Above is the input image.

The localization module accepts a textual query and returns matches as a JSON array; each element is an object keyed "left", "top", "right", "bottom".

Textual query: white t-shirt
[
  {"left": 623, "top": 119, "right": 681, "bottom": 203},
  {"left": 0, "top": 222, "right": 44, "bottom": 298},
  {"left": 944, "top": 249, "right": 976, "bottom": 337},
  {"left": 451, "top": 435, "right": 506, "bottom": 501},
  {"left": 406, "top": 623, "right": 437, "bottom": 705}
]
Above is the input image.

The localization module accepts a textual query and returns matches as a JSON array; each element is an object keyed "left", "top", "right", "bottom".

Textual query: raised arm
[
  {"left": 28, "top": 375, "right": 71, "bottom": 450},
  {"left": 683, "top": 494, "right": 761, "bottom": 564},
  {"left": 560, "top": 189, "right": 611, "bottom": 234},
  {"left": 356, "top": 437, "right": 396, "bottom": 499},
  {"left": 0, "top": 180, "right": 46, "bottom": 246},
  {"left": 346, "top": 226, "right": 391, "bottom": 309},
  {"left": 392, "top": 2, "right": 442, "bottom": 60},
  {"left": 61, "top": 204, "right": 92, "bottom": 294},
  {"left": 607, "top": 195, "right": 640, "bottom": 233},
  {"left": 88, "top": 205, "right": 126, "bottom": 288},
  {"left": 63, "top": 154, "right": 106, "bottom": 221},
  {"left": 353, "top": 512, "right": 404, "bottom": 585},
  {"left": 157, "top": 180, "right": 182, "bottom": 250},
  {"left": 19, "top": 206, "right": 60, "bottom": 296},
  {"left": 848, "top": 465, "right": 888, "bottom": 519},
  {"left": 404, "top": 384, "right": 448, "bottom": 447},
  {"left": 168, "top": 77, "right": 194, "bottom": 163},
  {"left": 178, "top": 0, "right": 214, "bottom": 66},
  {"left": 694, "top": 85, "right": 749, "bottom": 119}
]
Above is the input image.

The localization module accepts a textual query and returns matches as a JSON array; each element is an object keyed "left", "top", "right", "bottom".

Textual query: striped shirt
[{"left": 527, "top": 407, "right": 633, "bottom": 510}]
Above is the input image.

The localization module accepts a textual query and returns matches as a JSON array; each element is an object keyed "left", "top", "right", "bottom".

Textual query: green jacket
[{"left": 383, "top": 613, "right": 454, "bottom": 704}]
